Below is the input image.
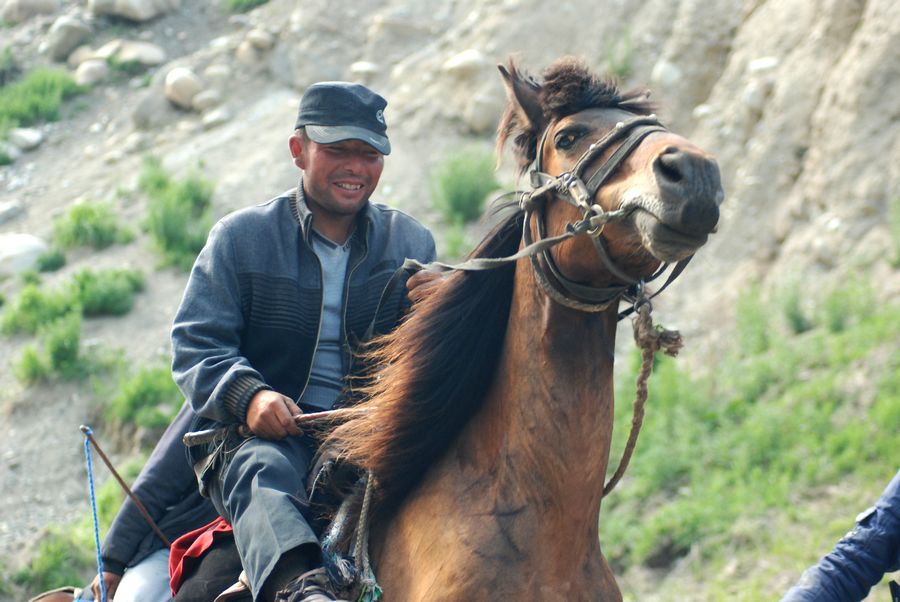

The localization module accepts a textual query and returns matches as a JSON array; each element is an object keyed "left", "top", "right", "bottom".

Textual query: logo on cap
[{"left": 375, "top": 110, "right": 385, "bottom": 125}]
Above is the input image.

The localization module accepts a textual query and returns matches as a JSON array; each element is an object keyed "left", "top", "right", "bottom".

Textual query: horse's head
[{"left": 498, "top": 57, "right": 724, "bottom": 289}]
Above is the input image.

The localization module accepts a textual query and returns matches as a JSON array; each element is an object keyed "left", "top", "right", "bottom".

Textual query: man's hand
[
  {"left": 246, "top": 390, "right": 303, "bottom": 440},
  {"left": 406, "top": 270, "right": 445, "bottom": 304},
  {"left": 91, "top": 571, "right": 121, "bottom": 600}
]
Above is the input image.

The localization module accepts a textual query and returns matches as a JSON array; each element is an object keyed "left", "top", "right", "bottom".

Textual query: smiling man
[{"left": 171, "top": 82, "right": 435, "bottom": 602}]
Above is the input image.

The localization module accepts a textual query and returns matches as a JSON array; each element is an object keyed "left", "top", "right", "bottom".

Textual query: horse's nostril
[{"left": 656, "top": 152, "right": 684, "bottom": 184}]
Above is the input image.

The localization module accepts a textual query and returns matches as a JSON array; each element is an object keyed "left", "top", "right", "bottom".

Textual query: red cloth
[{"left": 169, "top": 516, "right": 233, "bottom": 595}]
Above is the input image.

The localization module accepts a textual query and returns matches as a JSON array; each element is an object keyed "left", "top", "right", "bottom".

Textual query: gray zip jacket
[{"left": 171, "top": 180, "right": 436, "bottom": 430}]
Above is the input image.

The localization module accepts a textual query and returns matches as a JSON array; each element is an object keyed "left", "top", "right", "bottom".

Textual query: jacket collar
[{"left": 289, "top": 177, "right": 377, "bottom": 244}]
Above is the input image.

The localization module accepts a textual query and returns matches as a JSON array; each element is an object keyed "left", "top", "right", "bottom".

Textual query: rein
[{"left": 407, "top": 114, "right": 692, "bottom": 496}]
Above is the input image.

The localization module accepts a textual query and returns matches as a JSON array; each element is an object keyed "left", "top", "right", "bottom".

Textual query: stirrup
[
  {"left": 214, "top": 570, "right": 252, "bottom": 601},
  {"left": 275, "top": 567, "right": 349, "bottom": 602}
]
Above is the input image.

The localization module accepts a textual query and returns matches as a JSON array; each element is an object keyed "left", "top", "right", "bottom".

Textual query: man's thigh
[{"left": 114, "top": 548, "right": 171, "bottom": 602}]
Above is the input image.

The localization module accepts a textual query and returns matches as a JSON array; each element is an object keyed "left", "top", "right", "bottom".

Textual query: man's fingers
[{"left": 281, "top": 395, "right": 303, "bottom": 435}]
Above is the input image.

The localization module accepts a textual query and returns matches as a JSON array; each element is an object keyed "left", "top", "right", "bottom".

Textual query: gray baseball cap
[{"left": 295, "top": 82, "right": 391, "bottom": 155}]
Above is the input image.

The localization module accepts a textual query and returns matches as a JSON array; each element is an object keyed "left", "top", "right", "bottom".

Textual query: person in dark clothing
[
  {"left": 781, "top": 469, "right": 900, "bottom": 602},
  {"left": 83, "top": 402, "right": 219, "bottom": 601},
  {"left": 170, "top": 82, "right": 437, "bottom": 602}
]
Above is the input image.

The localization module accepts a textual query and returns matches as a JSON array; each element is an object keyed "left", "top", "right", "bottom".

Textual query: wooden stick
[{"left": 80, "top": 425, "right": 171, "bottom": 548}]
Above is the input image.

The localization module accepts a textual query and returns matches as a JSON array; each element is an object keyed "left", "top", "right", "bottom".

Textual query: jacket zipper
[
  {"left": 296, "top": 230, "right": 325, "bottom": 404},
  {"left": 342, "top": 222, "right": 369, "bottom": 376}
]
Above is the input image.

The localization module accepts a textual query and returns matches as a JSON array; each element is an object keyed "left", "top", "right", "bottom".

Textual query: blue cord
[{"left": 83, "top": 426, "right": 107, "bottom": 602}]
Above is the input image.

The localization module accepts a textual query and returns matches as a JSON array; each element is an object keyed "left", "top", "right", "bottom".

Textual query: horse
[{"left": 324, "top": 56, "right": 724, "bottom": 601}]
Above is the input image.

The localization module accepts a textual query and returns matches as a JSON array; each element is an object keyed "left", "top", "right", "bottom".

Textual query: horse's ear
[
  {"left": 498, "top": 62, "right": 545, "bottom": 133},
  {"left": 497, "top": 60, "right": 545, "bottom": 174}
]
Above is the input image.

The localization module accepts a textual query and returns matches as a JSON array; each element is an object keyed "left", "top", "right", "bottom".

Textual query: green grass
[
  {"left": 140, "top": 156, "right": 215, "bottom": 271},
  {"left": 36, "top": 248, "right": 66, "bottom": 272},
  {"left": 1, "top": 283, "right": 79, "bottom": 335},
  {"left": 14, "top": 311, "right": 85, "bottom": 383},
  {"left": 72, "top": 268, "right": 145, "bottom": 316},
  {"left": 224, "top": 0, "right": 269, "bottom": 12},
  {"left": 604, "top": 31, "right": 633, "bottom": 79},
  {"left": 53, "top": 201, "right": 133, "bottom": 250},
  {"left": 11, "top": 527, "right": 94, "bottom": 594},
  {"left": 430, "top": 147, "right": 499, "bottom": 225},
  {"left": 107, "top": 364, "right": 182, "bottom": 430},
  {"left": 1, "top": 268, "right": 145, "bottom": 336},
  {"left": 603, "top": 283, "right": 900, "bottom": 591},
  {"left": 0, "top": 45, "right": 19, "bottom": 86},
  {"left": 0, "top": 67, "right": 84, "bottom": 139},
  {"left": 9, "top": 461, "right": 142, "bottom": 596}
]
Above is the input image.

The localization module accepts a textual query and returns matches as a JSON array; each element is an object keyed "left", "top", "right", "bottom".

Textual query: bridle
[{"left": 405, "top": 113, "right": 694, "bottom": 319}]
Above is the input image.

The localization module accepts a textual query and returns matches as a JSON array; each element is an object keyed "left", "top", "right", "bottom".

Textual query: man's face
[{"left": 291, "top": 134, "right": 385, "bottom": 219}]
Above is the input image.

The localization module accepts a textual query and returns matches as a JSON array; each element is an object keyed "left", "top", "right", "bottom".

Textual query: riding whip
[{"left": 79, "top": 425, "right": 171, "bottom": 548}]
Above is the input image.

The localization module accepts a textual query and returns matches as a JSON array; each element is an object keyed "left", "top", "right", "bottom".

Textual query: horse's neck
[{"left": 461, "top": 261, "right": 619, "bottom": 520}]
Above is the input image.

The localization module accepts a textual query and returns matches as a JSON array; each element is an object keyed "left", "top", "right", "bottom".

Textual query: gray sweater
[{"left": 171, "top": 181, "right": 436, "bottom": 429}]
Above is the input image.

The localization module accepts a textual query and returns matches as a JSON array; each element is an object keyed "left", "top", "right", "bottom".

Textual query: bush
[
  {"left": 0, "top": 68, "right": 84, "bottom": 132},
  {"left": 140, "top": 157, "right": 214, "bottom": 270},
  {"left": 0, "top": 45, "right": 19, "bottom": 86},
  {"left": 36, "top": 248, "right": 66, "bottom": 272},
  {"left": 781, "top": 282, "right": 814, "bottom": 334},
  {"left": 107, "top": 365, "right": 182, "bottom": 430},
  {"left": 12, "top": 528, "right": 94, "bottom": 594},
  {"left": 430, "top": 147, "right": 499, "bottom": 225},
  {"left": 14, "top": 311, "right": 84, "bottom": 383},
  {"left": 602, "top": 285, "right": 900, "bottom": 579},
  {"left": 14, "top": 345, "right": 50, "bottom": 383},
  {"left": 224, "top": 0, "right": 269, "bottom": 12},
  {"left": 53, "top": 201, "right": 132, "bottom": 250},
  {"left": 734, "top": 284, "right": 769, "bottom": 355},
  {"left": 604, "top": 31, "right": 633, "bottom": 79},
  {"left": 71, "top": 268, "right": 144, "bottom": 316},
  {"left": 10, "top": 458, "right": 145, "bottom": 596},
  {"left": 0, "top": 283, "right": 79, "bottom": 335}
]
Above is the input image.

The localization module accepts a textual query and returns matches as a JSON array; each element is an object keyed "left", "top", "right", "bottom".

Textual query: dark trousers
[
  {"left": 173, "top": 534, "right": 247, "bottom": 602},
  {"left": 207, "top": 433, "right": 321, "bottom": 600}
]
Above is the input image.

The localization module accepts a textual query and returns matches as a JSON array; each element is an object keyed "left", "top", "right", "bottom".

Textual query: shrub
[
  {"left": 14, "top": 345, "right": 50, "bottom": 383},
  {"left": 12, "top": 528, "right": 94, "bottom": 594},
  {"left": 41, "top": 311, "right": 83, "bottom": 377},
  {"left": 13, "top": 311, "right": 84, "bottom": 383},
  {"left": 140, "top": 157, "right": 214, "bottom": 270},
  {"left": 36, "top": 248, "right": 66, "bottom": 272},
  {"left": 441, "top": 222, "right": 469, "bottom": 261},
  {"left": 604, "top": 31, "right": 633, "bottom": 79},
  {"left": 0, "top": 283, "right": 79, "bottom": 335},
  {"left": 224, "top": 0, "right": 269, "bottom": 12},
  {"left": 0, "top": 68, "right": 84, "bottom": 131},
  {"left": 734, "top": 284, "right": 769, "bottom": 355},
  {"left": 53, "top": 201, "right": 132, "bottom": 250},
  {"left": 107, "top": 365, "right": 182, "bottom": 430},
  {"left": 71, "top": 268, "right": 144, "bottom": 316},
  {"left": 0, "top": 45, "right": 18, "bottom": 86},
  {"left": 781, "top": 282, "right": 814, "bottom": 334},
  {"left": 602, "top": 285, "right": 900, "bottom": 578},
  {"left": 430, "top": 147, "right": 498, "bottom": 225}
]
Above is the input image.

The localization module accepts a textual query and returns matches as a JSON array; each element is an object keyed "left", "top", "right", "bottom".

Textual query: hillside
[{"left": 0, "top": 0, "right": 898, "bottom": 600}]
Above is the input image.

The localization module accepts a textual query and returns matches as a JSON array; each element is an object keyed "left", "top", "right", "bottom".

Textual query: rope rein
[
  {"left": 82, "top": 426, "right": 108, "bottom": 602},
  {"left": 602, "top": 302, "right": 683, "bottom": 497}
]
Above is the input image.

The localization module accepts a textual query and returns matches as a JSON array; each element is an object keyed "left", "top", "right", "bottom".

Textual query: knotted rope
[{"left": 603, "top": 301, "right": 683, "bottom": 497}]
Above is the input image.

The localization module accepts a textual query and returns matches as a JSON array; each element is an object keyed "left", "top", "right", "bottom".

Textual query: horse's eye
[{"left": 554, "top": 130, "right": 581, "bottom": 150}]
